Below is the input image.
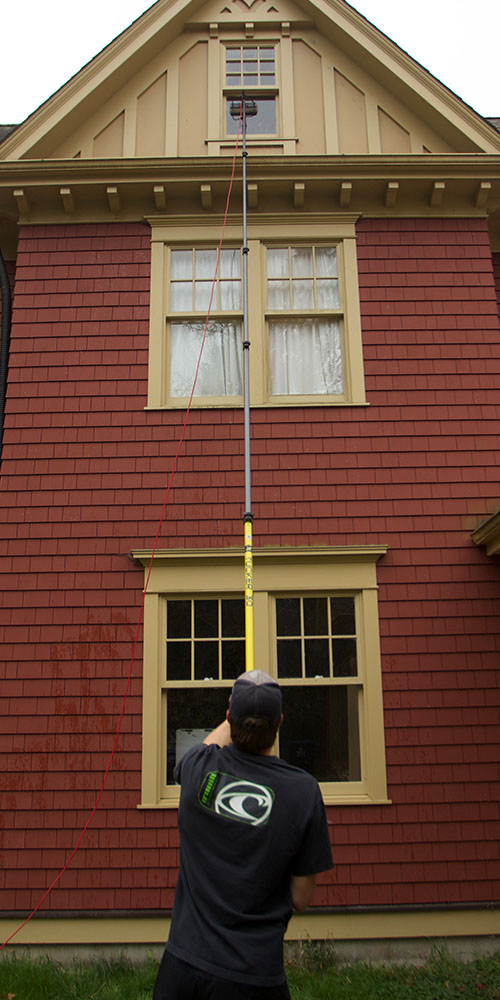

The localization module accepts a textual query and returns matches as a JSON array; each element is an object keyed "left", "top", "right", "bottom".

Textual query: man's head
[{"left": 228, "top": 670, "right": 283, "bottom": 754}]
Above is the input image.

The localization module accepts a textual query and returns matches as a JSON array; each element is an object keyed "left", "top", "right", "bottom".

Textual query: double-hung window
[
  {"left": 135, "top": 546, "right": 388, "bottom": 807},
  {"left": 266, "top": 245, "right": 343, "bottom": 398},
  {"left": 169, "top": 248, "right": 242, "bottom": 401},
  {"left": 147, "top": 218, "right": 365, "bottom": 409},
  {"left": 225, "top": 44, "right": 278, "bottom": 136}
]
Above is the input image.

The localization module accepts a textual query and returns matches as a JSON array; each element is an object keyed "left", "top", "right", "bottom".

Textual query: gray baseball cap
[{"left": 229, "top": 670, "right": 282, "bottom": 725}]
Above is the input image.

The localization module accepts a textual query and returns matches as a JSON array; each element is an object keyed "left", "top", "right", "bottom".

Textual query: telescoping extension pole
[{"left": 230, "top": 96, "right": 257, "bottom": 672}]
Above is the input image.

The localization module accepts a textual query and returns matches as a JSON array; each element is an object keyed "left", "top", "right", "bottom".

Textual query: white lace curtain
[
  {"left": 267, "top": 247, "right": 343, "bottom": 396},
  {"left": 269, "top": 319, "right": 343, "bottom": 395},
  {"left": 170, "top": 321, "right": 242, "bottom": 397},
  {"left": 170, "top": 249, "right": 242, "bottom": 398},
  {"left": 168, "top": 246, "right": 344, "bottom": 398}
]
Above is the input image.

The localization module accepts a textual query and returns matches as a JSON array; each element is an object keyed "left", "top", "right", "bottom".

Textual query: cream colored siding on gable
[
  {"left": 379, "top": 107, "right": 411, "bottom": 154},
  {"left": 179, "top": 43, "right": 208, "bottom": 156},
  {"left": 4, "top": 0, "right": 500, "bottom": 161},
  {"left": 292, "top": 41, "right": 326, "bottom": 154},
  {"left": 136, "top": 74, "right": 167, "bottom": 157},
  {"left": 93, "top": 112, "right": 124, "bottom": 157},
  {"left": 334, "top": 70, "right": 369, "bottom": 154}
]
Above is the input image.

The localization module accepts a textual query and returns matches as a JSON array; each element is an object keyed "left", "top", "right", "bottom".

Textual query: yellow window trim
[
  {"left": 132, "top": 544, "right": 388, "bottom": 809},
  {"left": 146, "top": 215, "right": 366, "bottom": 410}
]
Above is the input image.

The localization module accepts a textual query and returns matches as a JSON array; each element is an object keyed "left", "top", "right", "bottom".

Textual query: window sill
[
  {"left": 143, "top": 401, "right": 371, "bottom": 410},
  {"left": 138, "top": 794, "right": 393, "bottom": 810}
]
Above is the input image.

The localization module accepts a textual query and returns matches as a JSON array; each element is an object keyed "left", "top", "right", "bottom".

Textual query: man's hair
[{"left": 228, "top": 714, "right": 279, "bottom": 754}]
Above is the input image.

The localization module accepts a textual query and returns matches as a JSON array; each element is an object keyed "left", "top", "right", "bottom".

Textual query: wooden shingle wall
[{"left": 0, "top": 218, "right": 499, "bottom": 912}]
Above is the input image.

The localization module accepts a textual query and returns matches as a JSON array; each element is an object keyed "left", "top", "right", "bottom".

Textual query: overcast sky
[{"left": 1, "top": 0, "right": 498, "bottom": 125}]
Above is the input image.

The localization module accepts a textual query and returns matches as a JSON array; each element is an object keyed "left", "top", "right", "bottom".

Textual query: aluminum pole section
[{"left": 240, "top": 97, "right": 255, "bottom": 672}]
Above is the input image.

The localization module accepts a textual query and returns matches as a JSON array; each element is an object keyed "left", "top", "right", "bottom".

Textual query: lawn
[{"left": 0, "top": 951, "right": 498, "bottom": 999}]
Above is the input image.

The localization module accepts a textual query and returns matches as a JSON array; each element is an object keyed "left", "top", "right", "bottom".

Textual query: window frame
[
  {"left": 134, "top": 545, "right": 389, "bottom": 808},
  {"left": 223, "top": 42, "right": 280, "bottom": 139},
  {"left": 167, "top": 245, "right": 244, "bottom": 404},
  {"left": 264, "top": 243, "right": 346, "bottom": 402},
  {"left": 146, "top": 216, "right": 366, "bottom": 410}
]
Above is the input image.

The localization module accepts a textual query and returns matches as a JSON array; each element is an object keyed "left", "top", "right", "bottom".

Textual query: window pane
[
  {"left": 276, "top": 597, "right": 300, "bottom": 635},
  {"left": 277, "top": 638, "right": 302, "bottom": 678},
  {"left": 195, "top": 280, "right": 213, "bottom": 312},
  {"left": 220, "top": 280, "right": 241, "bottom": 311},
  {"left": 171, "top": 281, "right": 192, "bottom": 312},
  {"left": 219, "top": 249, "right": 241, "bottom": 279},
  {"left": 170, "top": 321, "right": 242, "bottom": 397},
  {"left": 268, "top": 279, "right": 290, "bottom": 310},
  {"left": 167, "top": 600, "right": 191, "bottom": 638},
  {"left": 222, "top": 640, "right": 245, "bottom": 679},
  {"left": 171, "top": 250, "right": 192, "bottom": 279},
  {"left": 331, "top": 597, "right": 356, "bottom": 635},
  {"left": 303, "top": 597, "right": 328, "bottom": 635},
  {"left": 195, "top": 641, "right": 218, "bottom": 680},
  {"left": 166, "top": 687, "right": 231, "bottom": 783},
  {"left": 332, "top": 638, "right": 357, "bottom": 677},
  {"left": 292, "top": 279, "right": 314, "bottom": 310},
  {"left": 317, "top": 279, "right": 339, "bottom": 310},
  {"left": 195, "top": 600, "right": 218, "bottom": 637},
  {"left": 226, "top": 97, "right": 276, "bottom": 135},
  {"left": 222, "top": 599, "right": 245, "bottom": 637},
  {"left": 279, "top": 686, "right": 361, "bottom": 781},
  {"left": 316, "top": 247, "right": 337, "bottom": 277},
  {"left": 291, "top": 247, "right": 313, "bottom": 278},
  {"left": 166, "top": 641, "right": 191, "bottom": 681},
  {"left": 305, "top": 638, "right": 329, "bottom": 677},
  {"left": 267, "top": 248, "right": 289, "bottom": 278},
  {"left": 195, "top": 249, "right": 217, "bottom": 278},
  {"left": 269, "top": 319, "right": 343, "bottom": 395}
]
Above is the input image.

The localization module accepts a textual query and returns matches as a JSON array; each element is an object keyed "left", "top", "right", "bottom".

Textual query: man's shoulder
[
  {"left": 232, "top": 747, "right": 322, "bottom": 797},
  {"left": 177, "top": 742, "right": 321, "bottom": 798}
]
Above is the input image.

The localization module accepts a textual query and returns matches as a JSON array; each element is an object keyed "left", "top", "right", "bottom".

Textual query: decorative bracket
[{"left": 107, "top": 186, "right": 120, "bottom": 213}]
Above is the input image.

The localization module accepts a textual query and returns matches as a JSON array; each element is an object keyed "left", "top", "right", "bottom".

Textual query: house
[{"left": 1, "top": 0, "right": 499, "bottom": 962}]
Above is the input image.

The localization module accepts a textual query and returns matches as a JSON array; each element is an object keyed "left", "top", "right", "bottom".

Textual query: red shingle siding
[
  {"left": 492, "top": 252, "right": 500, "bottom": 322},
  {"left": 0, "top": 219, "right": 499, "bottom": 915}
]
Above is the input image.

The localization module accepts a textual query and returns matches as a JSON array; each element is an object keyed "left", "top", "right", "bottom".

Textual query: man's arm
[
  {"left": 202, "top": 719, "right": 231, "bottom": 747},
  {"left": 290, "top": 873, "right": 317, "bottom": 912}
]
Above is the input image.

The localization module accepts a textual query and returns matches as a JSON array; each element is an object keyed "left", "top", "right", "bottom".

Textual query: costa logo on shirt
[{"left": 199, "top": 771, "right": 275, "bottom": 826}]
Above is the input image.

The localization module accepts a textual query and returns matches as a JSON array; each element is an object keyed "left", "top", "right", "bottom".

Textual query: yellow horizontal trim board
[{"left": 1, "top": 910, "right": 498, "bottom": 949}]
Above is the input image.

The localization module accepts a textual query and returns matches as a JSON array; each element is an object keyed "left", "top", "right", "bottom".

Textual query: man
[{"left": 154, "top": 669, "right": 334, "bottom": 999}]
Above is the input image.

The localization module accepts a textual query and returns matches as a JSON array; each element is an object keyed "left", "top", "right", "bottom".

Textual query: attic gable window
[{"left": 225, "top": 45, "right": 277, "bottom": 136}]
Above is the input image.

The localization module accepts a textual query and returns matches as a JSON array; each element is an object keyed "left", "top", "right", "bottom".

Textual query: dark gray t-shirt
[{"left": 166, "top": 742, "right": 334, "bottom": 987}]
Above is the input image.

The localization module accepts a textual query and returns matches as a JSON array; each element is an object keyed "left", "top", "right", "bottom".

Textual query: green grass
[
  {"left": 0, "top": 952, "right": 498, "bottom": 999},
  {"left": 286, "top": 952, "right": 500, "bottom": 1000}
]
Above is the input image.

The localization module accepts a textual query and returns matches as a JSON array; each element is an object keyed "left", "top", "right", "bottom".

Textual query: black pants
[{"left": 153, "top": 949, "right": 291, "bottom": 1000}]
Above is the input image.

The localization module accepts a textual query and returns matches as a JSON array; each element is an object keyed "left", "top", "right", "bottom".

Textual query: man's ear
[
  {"left": 278, "top": 713, "right": 284, "bottom": 729},
  {"left": 226, "top": 709, "right": 230, "bottom": 721}
]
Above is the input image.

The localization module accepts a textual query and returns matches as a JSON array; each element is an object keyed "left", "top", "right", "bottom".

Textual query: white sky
[{"left": 1, "top": 0, "right": 498, "bottom": 125}]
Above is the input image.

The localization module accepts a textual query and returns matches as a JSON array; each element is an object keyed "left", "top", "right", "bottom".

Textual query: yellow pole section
[{"left": 244, "top": 518, "right": 255, "bottom": 671}]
